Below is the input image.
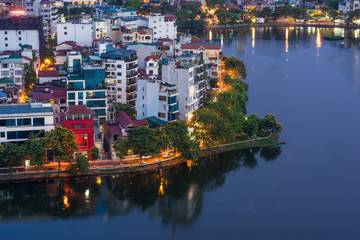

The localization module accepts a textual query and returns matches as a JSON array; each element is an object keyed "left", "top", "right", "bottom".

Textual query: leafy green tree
[
  {"left": 127, "top": 126, "right": 157, "bottom": 162},
  {"left": 164, "top": 120, "right": 200, "bottom": 160},
  {"left": 223, "top": 56, "right": 247, "bottom": 79},
  {"left": 0, "top": 143, "right": 26, "bottom": 172},
  {"left": 154, "top": 128, "right": 169, "bottom": 157},
  {"left": 257, "top": 7, "right": 273, "bottom": 21},
  {"left": 259, "top": 114, "right": 283, "bottom": 133},
  {"left": 25, "top": 132, "right": 47, "bottom": 170},
  {"left": 207, "top": 0, "right": 225, "bottom": 8},
  {"left": 68, "top": 154, "right": 90, "bottom": 176},
  {"left": 89, "top": 146, "right": 100, "bottom": 160},
  {"left": 243, "top": 114, "right": 259, "bottom": 137},
  {"left": 24, "top": 61, "right": 37, "bottom": 94},
  {"left": 126, "top": 0, "right": 141, "bottom": 10},
  {"left": 113, "top": 137, "right": 129, "bottom": 164},
  {"left": 115, "top": 104, "right": 136, "bottom": 119},
  {"left": 45, "top": 127, "right": 78, "bottom": 170}
]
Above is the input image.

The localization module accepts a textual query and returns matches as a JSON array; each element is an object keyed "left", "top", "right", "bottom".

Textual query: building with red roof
[
  {"left": 61, "top": 105, "right": 95, "bottom": 155},
  {"left": 145, "top": 55, "right": 160, "bottom": 75},
  {"left": 103, "top": 111, "right": 148, "bottom": 159},
  {"left": 181, "top": 43, "right": 222, "bottom": 78}
]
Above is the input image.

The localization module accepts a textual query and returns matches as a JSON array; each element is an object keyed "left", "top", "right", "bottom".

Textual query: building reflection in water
[{"left": 0, "top": 146, "right": 282, "bottom": 226}]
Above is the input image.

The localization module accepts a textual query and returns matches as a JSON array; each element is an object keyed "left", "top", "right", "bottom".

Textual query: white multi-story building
[
  {"left": 136, "top": 78, "right": 179, "bottom": 122},
  {"left": 93, "top": 18, "right": 108, "bottom": 40},
  {"left": 99, "top": 43, "right": 138, "bottom": 106},
  {"left": 24, "top": 0, "right": 59, "bottom": 39},
  {"left": 0, "top": 54, "right": 32, "bottom": 100},
  {"left": 0, "top": 102, "right": 54, "bottom": 144},
  {"left": 162, "top": 54, "right": 206, "bottom": 121},
  {"left": 181, "top": 43, "right": 221, "bottom": 78},
  {"left": 127, "top": 43, "right": 159, "bottom": 70},
  {"left": 145, "top": 56, "right": 159, "bottom": 75},
  {"left": 0, "top": 15, "right": 45, "bottom": 58},
  {"left": 56, "top": 15, "right": 93, "bottom": 46},
  {"left": 148, "top": 13, "right": 177, "bottom": 40}
]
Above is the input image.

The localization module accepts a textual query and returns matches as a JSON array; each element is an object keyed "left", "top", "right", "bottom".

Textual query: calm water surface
[{"left": 1, "top": 27, "right": 360, "bottom": 239}]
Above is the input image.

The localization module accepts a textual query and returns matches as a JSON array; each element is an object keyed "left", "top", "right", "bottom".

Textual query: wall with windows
[
  {"left": 0, "top": 30, "right": 40, "bottom": 52},
  {"left": 56, "top": 22, "right": 93, "bottom": 46}
]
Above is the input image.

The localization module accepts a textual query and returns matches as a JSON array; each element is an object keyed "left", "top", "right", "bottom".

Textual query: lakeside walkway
[{"left": 0, "top": 133, "right": 279, "bottom": 182}]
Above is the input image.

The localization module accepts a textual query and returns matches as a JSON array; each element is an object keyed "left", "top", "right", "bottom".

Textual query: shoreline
[
  {"left": 201, "top": 22, "right": 360, "bottom": 30},
  {"left": 0, "top": 136, "right": 284, "bottom": 183}
]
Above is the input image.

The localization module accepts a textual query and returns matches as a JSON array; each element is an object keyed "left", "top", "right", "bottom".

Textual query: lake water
[{"left": 1, "top": 27, "right": 360, "bottom": 239}]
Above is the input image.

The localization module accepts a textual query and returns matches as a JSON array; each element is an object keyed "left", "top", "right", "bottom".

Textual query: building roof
[
  {"left": 0, "top": 77, "right": 14, "bottom": 85},
  {"left": 28, "top": 87, "right": 66, "bottom": 100},
  {"left": 101, "top": 47, "right": 136, "bottom": 59},
  {"left": 64, "top": 105, "right": 93, "bottom": 115},
  {"left": 164, "top": 14, "right": 177, "bottom": 20},
  {"left": 94, "top": 18, "right": 106, "bottom": 22},
  {"left": 116, "top": 111, "right": 148, "bottom": 129},
  {"left": 105, "top": 121, "right": 123, "bottom": 136},
  {"left": 146, "top": 116, "right": 167, "bottom": 127},
  {"left": 145, "top": 56, "right": 159, "bottom": 62},
  {"left": 0, "top": 103, "right": 53, "bottom": 115},
  {"left": 181, "top": 43, "right": 221, "bottom": 50},
  {"left": 38, "top": 70, "right": 59, "bottom": 78}
]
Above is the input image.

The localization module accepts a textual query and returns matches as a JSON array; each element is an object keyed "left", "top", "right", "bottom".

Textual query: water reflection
[{"left": 0, "top": 147, "right": 282, "bottom": 225}]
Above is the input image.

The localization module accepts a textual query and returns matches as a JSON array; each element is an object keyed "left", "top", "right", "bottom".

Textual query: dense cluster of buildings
[{"left": 0, "top": 3, "right": 222, "bottom": 161}]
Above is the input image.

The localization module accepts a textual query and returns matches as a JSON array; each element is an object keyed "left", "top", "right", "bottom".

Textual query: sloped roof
[
  {"left": 116, "top": 111, "right": 148, "bottom": 129},
  {"left": 182, "top": 43, "right": 221, "bottom": 50},
  {"left": 38, "top": 70, "right": 59, "bottom": 78},
  {"left": 64, "top": 105, "right": 93, "bottom": 115},
  {"left": 0, "top": 77, "right": 14, "bottom": 84},
  {"left": 145, "top": 56, "right": 159, "bottom": 62}
]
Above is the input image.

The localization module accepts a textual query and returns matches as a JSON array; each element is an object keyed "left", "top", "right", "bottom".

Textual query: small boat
[{"left": 323, "top": 36, "right": 344, "bottom": 40}]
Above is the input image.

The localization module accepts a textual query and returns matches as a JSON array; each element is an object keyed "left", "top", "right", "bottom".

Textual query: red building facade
[{"left": 62, "top": 105, "right": 94, "bottom": 153}]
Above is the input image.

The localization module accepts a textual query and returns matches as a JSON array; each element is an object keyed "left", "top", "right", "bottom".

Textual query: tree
[
  {"left": 126, "top": 0, "right": 141, "bottom": 10},
  {"left": 68, "top": 154, "right": 90, "bottom": 176},
  {"left": 115, "top": 104, "right": 136, "bottom": 119},
  {"left": 154, "top": 128, "right": 169, "bottom": 157},
  {"left": 45, "top": 127, "right": 78, "bottom": 170},
  {"left": 243, "top": 114, "right": 259, "bottom": 137},
  {"left": 24, "top": 62, "right": 37, "bottom": 94},
  {"left": 223, "top": 56, "right": 247, "bottom": 79},
  {"left": 0, "top": 143, "right": 26, "bottom": 173},
  {"left": 113, "top": 137, "right": 129, "bottom": 165},
  {"left": 164, "top": 120, "right": 200, "bottom": 160},
  {"left": 25, "top": 132, "right": 47, "bottom": 170},
  {"left": 258, "top": 7, "right": 273, "bottom": 21},
  {"left": 89, "top": 146, "right": 100, "bottom": 161},
  {"left": 127, "top": 126, "right": 158, "bottom": 162}
]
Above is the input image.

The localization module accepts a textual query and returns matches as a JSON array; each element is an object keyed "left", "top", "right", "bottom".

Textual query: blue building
[{"left": 67, "top": 52, "right": 107, "bottom": 123}]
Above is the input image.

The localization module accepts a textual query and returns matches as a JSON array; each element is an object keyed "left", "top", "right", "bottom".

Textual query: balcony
[
  {"left": 106, "top": 73, "right": 116, "bottom": 78},
  {"left": 169, "top": 104, "right": 179, "bottom": 113},
  {"left": 126, "top": 86, "right": 136, "bottom": 94},
  {"left": 126, "top": 71, "right": 138, "bottom": 78},
  {"left": 126, "top": 64, "right": 138, "bottom": 70},
  {"left": 126, "top": 94, "right": 136, "bottom": 101},
  {"left": 125, "top": 55, "right": 138, "bottom": 62},
  {"left": 105, "top": 67, "right": 116, "bottom": 71},
  {"left": 126, "top": 79, "right": 137, "bottom": 86}
]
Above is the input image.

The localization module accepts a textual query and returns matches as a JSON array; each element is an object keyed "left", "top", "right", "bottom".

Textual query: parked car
[{"left": 163, "top": 153, "right": 173, "bottom": 159}]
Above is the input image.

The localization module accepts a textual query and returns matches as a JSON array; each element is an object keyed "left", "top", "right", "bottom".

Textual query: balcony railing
[
  {"left": 126, "top": 94, "right": 137, "bottom": 101},
  {"left": 126, "top": 64, "right": 138, "bottom": 70},
  {"left": 125, "top": 55, "right": 138, "bottom": 62},
  {"left": 126, "top": 86, "right": 136, "bottom": 94},
  {"left": 126, "top": 71, "right": 138, "bottom": 78},
  {"left": 126, "top": 79, "right": 137, "bottom": 86}
]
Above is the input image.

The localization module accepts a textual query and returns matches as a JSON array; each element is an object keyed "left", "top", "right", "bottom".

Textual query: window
[
  {"left": 87, "top": 124, "right": 90, "bottom": 128},
  {"left": 19, "top": 43, "right": 21, "bottom": 47},
  {"left": 18, "top": 31, "right": 21, "bottom": 34},
  {"left": 117, "top": 72, "right": 122, "bottom": 76},
  {"left": 68, "top": 93, "right": 75, "bottom": 100},
  {"left": 74, "top": 124, "right": 84, "bottom": 129},
  {"left": 118, "top": 80, "right": 122, "bottom": 84},
  {"left": 117, "top": 65, "right": 122, "bottom": 68},
  {"left": 159, "top": 96, "right": 166, "bottom": 101},
  {"left": 33, "top": 118, "right": 44, "bottom": 126},
  {"left": 142, "top": 87, "right": 144, "bottom": 91},
  {"left": 0, "top": 132, "right": 4, "bottom": 138},
  {"left": 68, "top": 125, "right": 71, "bottom": 129},
  {"left": 5, "top": 43, "right": 8, "bottom": 47},
  {"left": 4, "top": 31, "right": 7, "bottom": 34},
  {"left": 79, "top": 101, "right": 83, "bottom": 105},
  {"left": 64, "top": 27, "right": 67, "bottom": 30},
  {"left": 5, "top": 37, "right": 7, "bottom": 41},
  {"left": 64, "top": 32, "right": 67, "bottom": 35},
  {"left": 158, "top": 112, "right": 166, "bottom": 118},
  {"left": 19, "top": 37, "right": 21, "bottom": 41},
  {"left": 78, "top": 92, "right": 83, "bottom": 99},
  {"left": 142, "top": 104, "right": 144, "bottom": 108},
  {"left": 17, "top": 118, "right": 31, "bottom": 126},
  {"left": 142, "top": 96, "right": 144, "bottom": 100},
  {"left": 149, "top": 63, "right": 154, "bottom": 67},
  {"left": 117, "top": 88, "right": 122, "bottom": 91}
]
